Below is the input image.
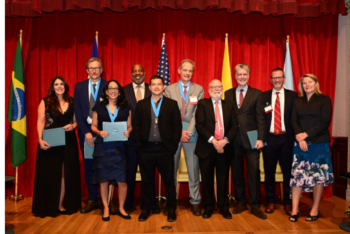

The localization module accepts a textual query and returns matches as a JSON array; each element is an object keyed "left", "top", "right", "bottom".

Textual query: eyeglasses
[
  {"left": 108, "top": 87, "right": 119, "bottom": 91},
  {"left": 209, "top": 86, "right": 223, "bottom": 90},
  {"left": 271, "top": 77, "right": 284, "bottom": 80},
  {"left": 88, "top": 67, "right": 101, "bottom": 71}
]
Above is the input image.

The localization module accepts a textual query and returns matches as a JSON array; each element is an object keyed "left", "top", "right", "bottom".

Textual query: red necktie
[
  {"left": 214, "top": 102, "right": 224, "bottom": 140},
  {"left": 181, "top": 86, "right": 187, "bottom": 121},
  {"left": 239, "top": 89, "right": 244, "bottom": 108},
  {"left": 274, "top": 92, "right": 281, "bottom": 135}
]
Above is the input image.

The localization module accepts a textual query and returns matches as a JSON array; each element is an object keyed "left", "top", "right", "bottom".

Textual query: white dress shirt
[
  {"left": 270, "top": 87, "right": 286, "bottom": 132},
  {"left": 181, "top": 81, "right": 191, "bottom": 96},
  {"left": 133, "top": 81, "right": 145, "bottom": 100},
  {"left": 236, "top": 85, "right": 248, "bottom": 108}
]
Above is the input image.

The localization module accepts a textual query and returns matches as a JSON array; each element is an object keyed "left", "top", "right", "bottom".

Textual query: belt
[
  {"left": 147, "top": 141, "right": 163, "bottom": 145},
  {"left": 269, "top": 131, "right": 286, "bottom": 135}
]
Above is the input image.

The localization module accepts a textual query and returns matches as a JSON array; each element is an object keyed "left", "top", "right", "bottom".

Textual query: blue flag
[
  {"left": 91, "top": 38, "right": 99, "bottom": 58},
  {"left": 157, "top": 38, "right": 170, "bottom": 86}
]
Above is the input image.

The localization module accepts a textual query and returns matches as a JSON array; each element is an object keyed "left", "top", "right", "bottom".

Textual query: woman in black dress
[
  {"left": 91, "top": 80, "right": 132, "bottom": 221},
  {"left": 289, "top": 74, "right": 334, "bottom": 222},
  {"left": 32, "top": 76, "right": 81, "bottom": 218}
]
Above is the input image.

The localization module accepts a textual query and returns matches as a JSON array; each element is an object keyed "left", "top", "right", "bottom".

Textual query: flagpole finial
[
  {"left": 225, "top": 33, "right": 228, "bottom": 39},
  {"left": 163, "top": 33, "right": 165, "bottom": 39},
  {"left": 287, "top": 35, "right": 289, "bottom": 43},
  {"left": 96, "top": 31, "right": 98, "bottom": 37},
  {"left": 19, "top": 29, "right": 23, "bottom": 48}
]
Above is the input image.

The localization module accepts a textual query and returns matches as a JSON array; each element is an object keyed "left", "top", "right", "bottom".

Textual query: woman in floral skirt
[{"left": 289, "top": 74, "right": 334, "bottom": 222}]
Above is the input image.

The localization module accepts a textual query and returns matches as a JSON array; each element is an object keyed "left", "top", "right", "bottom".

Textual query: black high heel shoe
[
  {"left": 117, "top": 209, "right": 131, "bottom": 220},
  {"left": 306, "top": 211, "right": 319, "bottom": 221},
  {"left": 289, "top": 211, "right": 299, "bottom": 222},
  {"left": 58, "top": 209, "right": 67, "bottom": 215},
  {"left": 102, "top": 207, "right": 110, "bottom": 222}
]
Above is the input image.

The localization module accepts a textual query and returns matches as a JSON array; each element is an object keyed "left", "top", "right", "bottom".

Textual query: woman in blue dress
[
  {"left": 289, "top": 74, "right": 334, "bottom": 222},
  {"left": 91, "top": 80, "right": 132, "bottom": 221}
]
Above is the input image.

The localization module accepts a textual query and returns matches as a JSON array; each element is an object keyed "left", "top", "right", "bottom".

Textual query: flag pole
[
  {"left": 8, "top": 29, "right": 25, "bottom": 203},
  {"left": 287, "top": 35, "right": 289, "bottom": 43},
  {"left": 156, "top": 33, "right": 167, "bottom": 202},
  {"left": 95, "top": 31, "right": 98, "bottom": 49}
]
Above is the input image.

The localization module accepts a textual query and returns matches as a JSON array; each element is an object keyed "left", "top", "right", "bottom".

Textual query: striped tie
[
  {"left": 181, "top": 86, "right": 187, "bottom": 121},
  {"left": 274, "top": 92, "right": 281, "bottom": 135}
]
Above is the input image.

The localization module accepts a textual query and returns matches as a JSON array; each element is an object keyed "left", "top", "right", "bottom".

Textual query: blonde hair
[
  {"left": 234, "top": 63, "right": 250, "bottom": 74},
  {"left": 298, "top": 74, "right": 322, "bottom": 97},
  {"left": 179, "top": 59, "right": 195, "bottom": 70}
]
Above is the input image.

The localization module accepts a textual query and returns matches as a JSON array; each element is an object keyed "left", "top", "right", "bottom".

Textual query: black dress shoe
[
  {"left": 102, "top": 215, "right": 110, "bottom": 222},
  {"left": 202, "top": 209, "right": 213, "bottom": 219},
  {"left": 251, "top": 208, "right": 267, "bottom": 219},
  {"left": 219, "top": 209, "right": 232, "bottom": 219},
  {"left": 117, "top": 209, "right": 131, "bottom": 220},
  {"left": 190, "top": 204, "right": 202, "bottom": 216},
  {"left": 232, "top": 204, "right": 248, "bottom": 214},
  {"left": 151, "top": 205, "right": 161, "bottom": 213},
  {"left": 80, "top": 200, "right": 99, "bottom": 214},
  {"left": 167, "top": 210, "right": 177, "bottom": 222},
  {"left": 58, "top": 209, "right": 67, "bottom": 215},
  {"left": 138, "top": 210, "right": 151, "bottom": 221}
]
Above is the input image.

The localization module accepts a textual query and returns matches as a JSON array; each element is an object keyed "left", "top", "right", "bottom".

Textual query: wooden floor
[{"left": 5, "top": 196, "right": 350, "bottom": 234}]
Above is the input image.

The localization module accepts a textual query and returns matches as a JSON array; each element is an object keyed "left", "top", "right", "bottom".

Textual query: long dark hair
[
  {"left": 101, "top": 80, "right": 127, "bottom": 110},
  {"left": 45, "top": 76, "right": 73, "bottom": 119}
]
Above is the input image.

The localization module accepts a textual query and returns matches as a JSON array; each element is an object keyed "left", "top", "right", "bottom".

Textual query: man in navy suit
[
  {"left": 262, "top": 68, "right": 298, "bottom": 215},
  {"left": 123, "top": 64, "right": 159, "bottom": 212},
  {"left": 74, "top": 57, "right": 108, "bottom": 214}
]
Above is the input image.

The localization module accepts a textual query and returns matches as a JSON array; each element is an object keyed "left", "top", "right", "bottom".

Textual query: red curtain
[
  {"left": 5, "top": 8, "right": 338, "bottom": 198},
  {"left": 5, "top": 0, "right": 347, "bottom": 18}
]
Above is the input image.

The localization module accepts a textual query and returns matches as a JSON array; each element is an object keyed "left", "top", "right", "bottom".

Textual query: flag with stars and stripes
[{"left": 157, "top": 38, "right": 170, "bottom": 86}]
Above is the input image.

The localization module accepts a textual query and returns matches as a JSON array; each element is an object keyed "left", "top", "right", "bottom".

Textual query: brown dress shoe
[
  {"left": 264, "top": 203, "right": 275, "bottom": 214},
  {"left": 109, "top": 200, "right": 118, "bottom": 215},
  {"left": 251, "top": 208, "right": 267, "bottom": 219},
  {"left": 190, "top": 204, "right": 202, "bottom": 216},
  {"left": 80, "top": 200, "right": 99, "bottom": 214},
  {"left": 232, "top": 204, "right": 248, "bottom": 214},
  {"left": 284, "top": 205, "right": 292, "bottom": 215}
]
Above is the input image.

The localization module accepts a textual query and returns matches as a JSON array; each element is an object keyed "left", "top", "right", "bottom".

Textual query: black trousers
[
  {"left": 198, "top": 151, "right": 230, "bottom": 210},
  {"left": 231, "top": 134, "right": 261, "bottom": 209},
  {"left": 262, "top": 134, "right": 293, "bottom": 205},
  {"left": 138, "top": 142, "right": 177, "bottom": 211}
]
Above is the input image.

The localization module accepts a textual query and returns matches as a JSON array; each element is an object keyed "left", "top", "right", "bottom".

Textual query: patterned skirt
[{"left": 290, "top": 141, "right": 334, "bottom": 193}]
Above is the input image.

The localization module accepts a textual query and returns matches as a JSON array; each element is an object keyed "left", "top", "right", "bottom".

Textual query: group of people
[{"left": 32, "top": 57, "right": 334, "bottom": 224}]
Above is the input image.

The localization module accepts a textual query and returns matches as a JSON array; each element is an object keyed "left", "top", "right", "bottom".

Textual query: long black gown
[{"left": 32, "top": 99, "right": 81, "bottom": 218}]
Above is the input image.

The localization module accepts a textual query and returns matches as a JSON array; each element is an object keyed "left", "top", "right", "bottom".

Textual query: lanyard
[
  {"left": 90, "top": 78, "right": 101, "bottom": 101},
  {"left": 151, "top": 96, "right": 164, "bottom": 117},
  {"left": 178, "top": 81, "right": 189, "bottom": 103},
  {"left": 106, "top": 104, "right": 118, "bottom": 122}
]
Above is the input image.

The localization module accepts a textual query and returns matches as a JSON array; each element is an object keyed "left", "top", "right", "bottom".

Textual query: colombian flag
[
  {"left": 7, "top": 38, "right": 26, "bottom": 168},
  {"left": 221, "top": 36, "right": 232, "bottom": 100}
]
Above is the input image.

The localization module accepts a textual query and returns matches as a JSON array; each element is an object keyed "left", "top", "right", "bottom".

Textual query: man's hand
[
  {"left": 217, "top": 148, "right": 224, "bottom": 154},
  {"left": 296, "top": 132, "right": 308, "bottom": 142},
  {"left": 181, "top": 130, "right": 191, "bottom": 143},
  {"left": 213, "top": 139, "right": 228, "bottom": 151},
  {"left": 99, "top": 131, "right": 109, "bottom": 138},
  {"left": 299, "top": 140, "right": 308, "bottom": 152},
  {"left": 255, "top": 140, "right": 264, "bottom": 150},
  {"left": 85, "top": 132, "right": 95, "bottom": 146}
]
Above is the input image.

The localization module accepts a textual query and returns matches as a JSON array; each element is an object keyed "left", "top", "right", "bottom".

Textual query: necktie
[
  {"left": 136, "top": 85, "right": 142, "bottom": 102},
  {"left": 239, "top": 89, "right": 244, "bottom": 108},
  {"left": 89, "top": 84, "right": 97, "bottom": 118},
  {"left": 214, "top": 102, "right": 224, "bottom": 140},
  {"left": 274, "top": 92, "right": 281, "bottom": 135},
  {"left": 181, "top": 86, "right": 187, "bottom": 121}
]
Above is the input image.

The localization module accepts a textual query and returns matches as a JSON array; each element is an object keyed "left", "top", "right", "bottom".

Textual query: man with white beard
[{"left": 194, "top": 79, "right": 237, "bottom": 219}]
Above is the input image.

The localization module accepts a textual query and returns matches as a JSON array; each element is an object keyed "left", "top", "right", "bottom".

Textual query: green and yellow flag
[
  {"left": 7, "top": 38, "right": 27, "bottom": 168},
  {"left": 221, "top": 36, "right": 232, "bottom": 100}
]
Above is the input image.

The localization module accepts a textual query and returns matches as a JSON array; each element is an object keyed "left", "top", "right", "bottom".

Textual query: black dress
[
  {"left": 91, "top": 102, "right": 131, "bottom": 184},
  {"left": 32, "top": 99, "right": 81, "bottom": 218}
]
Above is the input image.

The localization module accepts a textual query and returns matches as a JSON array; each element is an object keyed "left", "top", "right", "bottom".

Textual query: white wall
[{"left": 332, "top": 14, "right": 349, "bottom": 137}]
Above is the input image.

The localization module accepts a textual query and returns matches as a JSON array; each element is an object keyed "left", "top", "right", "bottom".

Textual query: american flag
[{"left": 157, "top": 38, "right": 170, "bottom": 86}]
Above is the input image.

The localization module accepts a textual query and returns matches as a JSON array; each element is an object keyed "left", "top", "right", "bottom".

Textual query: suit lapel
[
  {"left": 221, "top": 99, "right": 228, "bottom": 128},
  {"left": 208, "top": 99, "right": 215, "bottom": 123},
  {"left": 129, "top": 84, "right": 137, "bottom": 107},
  {"left": 145, "top": 83, "right": 151, "bottom": 98},
  {"left": 158, "top": 95, "right": 166, "bottom": 118},
  {"left": 174, "top": 83, "right": 183, "bottom": 110},
  {"left": 241, "top": 86, "right": 253, "bottom": 112},
  {"left": 83, "top": 80, "right": 90, "bottom": 109},
  {"left": 232, "top": 87, "right": 239, "bottom": 114},
  {"left": 185, "top": 83, "right": 195, "bottom": 108}
]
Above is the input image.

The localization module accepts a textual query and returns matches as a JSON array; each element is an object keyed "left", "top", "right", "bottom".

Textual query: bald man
[{"left": 195, "top": 79, "right": 237, "bottom": 219}]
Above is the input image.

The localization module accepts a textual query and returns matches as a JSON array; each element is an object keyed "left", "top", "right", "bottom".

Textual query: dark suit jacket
[
  {"left": 195, "top": 98, "right": 237, "bottom": 159},
  {"left": 74, "top": 79, "right": 108, "bottom": 136},
  {"left": 291, "top": 94, "right": 332, "bottom": 144},
  {"left": 263, "top": 89, "right": 298, "bottom": 143},
  {"left": 133, "top": 96, "right": 182, "bottom": 154},
  {"left": 225, "top": 86, "right": 265, "bottom": 150}
]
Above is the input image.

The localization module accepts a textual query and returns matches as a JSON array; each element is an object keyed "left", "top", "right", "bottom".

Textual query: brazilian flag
[{"left": 7, "top": 38, "right": 26, "bottom": 168}]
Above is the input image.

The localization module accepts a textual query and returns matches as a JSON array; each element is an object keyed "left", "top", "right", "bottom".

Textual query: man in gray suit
[{"left": 165, "top": 59, "right": 204, "bottom": 216}]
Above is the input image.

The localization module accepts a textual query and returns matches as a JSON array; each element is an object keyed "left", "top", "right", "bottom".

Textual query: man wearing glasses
[
  {"left": 262, "top": 68, "right": 298, "bottom": 216},
  {"left": 224, "top": 63, "right": 266, "bottom": 219},
  {"left": 74, "top": 57, "right": 108, "bottom": 214}
]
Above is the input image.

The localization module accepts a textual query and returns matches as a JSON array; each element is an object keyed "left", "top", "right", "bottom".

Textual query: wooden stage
[{"left": 5, "top": 195, "right": 350, "bottom": 234}]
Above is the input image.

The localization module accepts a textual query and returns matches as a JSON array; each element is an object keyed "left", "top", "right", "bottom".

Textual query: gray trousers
[{"left": 174, "top": 142, "right": 201, "bottom": 204}]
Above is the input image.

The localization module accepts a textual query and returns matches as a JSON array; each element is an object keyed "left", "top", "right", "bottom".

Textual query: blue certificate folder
[
  {"left": 182, "top": 121, "right": 197, "bottom": 143},
  {"left": 247, "top": 130, "right": 267, "bottom": 149},
  {"left": 42, "top": 128, "right": 66, "bottom": 147},
  {"left": 84, "top": 137, "right": 96, "bottom": 159},
  {"left": 103, "top": 122, "right": 128, "bottom": 142}
]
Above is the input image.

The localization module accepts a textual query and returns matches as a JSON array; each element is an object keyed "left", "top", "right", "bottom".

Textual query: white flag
[{"left": 284, "top": 41, "right": 294, "bottom": 91}]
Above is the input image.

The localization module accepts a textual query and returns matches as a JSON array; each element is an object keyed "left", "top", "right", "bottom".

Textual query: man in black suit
[
  {"left": 224, "top": 63, "right": 266, "bottom": 219},
  {"left": 134, "top": 75, "right": 182, "bottom": 222},
  {"left": 123, "top": 64, "right": 159, "bottom": 212},
  {"left": 262, "top": 68, "right": 298, "bottom": 215},
  {"left": 74, "top": 57, "right": 108, "bottom": 213},
  {"left": 195, "top": 79, "right": 237, "bottom": 219}
]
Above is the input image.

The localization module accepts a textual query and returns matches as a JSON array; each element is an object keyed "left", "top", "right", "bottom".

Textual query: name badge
[
  {"left": 190, "top": 96, "right": 198, "bottom": 105},
  {"left": 87, "top": 116, "right": 92, "bottom": 124},
  {"left": 265, "top": 105, "right": 273, "bottom": 114}
]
